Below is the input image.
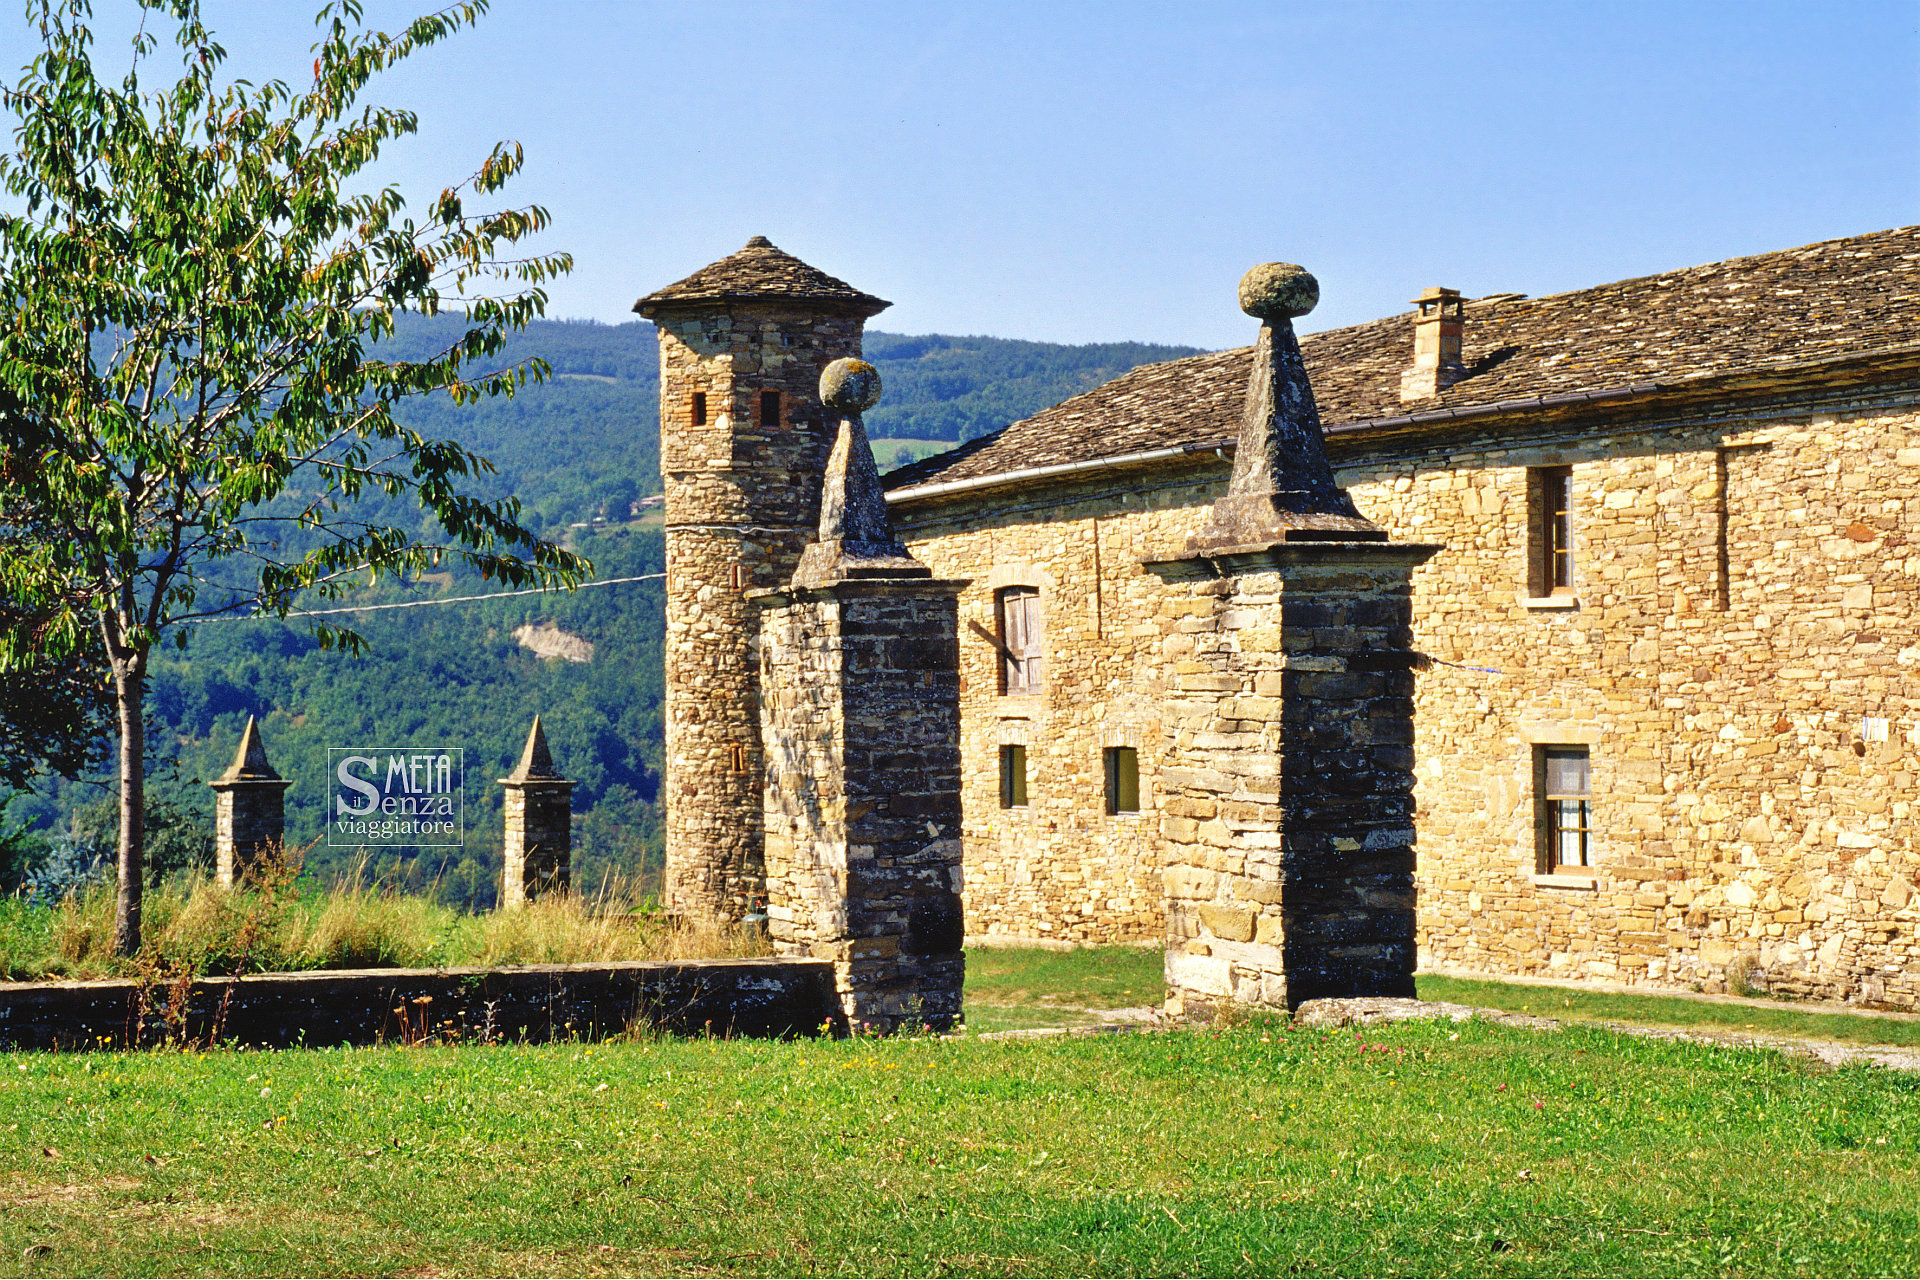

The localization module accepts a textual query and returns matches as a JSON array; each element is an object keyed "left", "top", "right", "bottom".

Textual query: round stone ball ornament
[
  {"left": 820, "top": 358, "right": 882, "bottom": 413},
  {"left": 1238, "top": 262, "right": 1319, "bottom": 321}
]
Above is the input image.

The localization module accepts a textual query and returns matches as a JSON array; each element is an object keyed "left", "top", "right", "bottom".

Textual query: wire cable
[{"left": 189, "top": 572, "right": 665, "bottom": 623}]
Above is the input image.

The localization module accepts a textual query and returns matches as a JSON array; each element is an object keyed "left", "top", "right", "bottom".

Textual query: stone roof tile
[
  {"left": 635, "top": 236, "right": 890, "bottom": 317},
  {"left": 886, "top": 226, "right": 1920, "bottom": 492}
]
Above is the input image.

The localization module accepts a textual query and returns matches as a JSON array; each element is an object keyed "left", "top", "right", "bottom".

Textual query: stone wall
[
  {"left": 655, "top": 304, "right": 871, "bottom": 921},
  {"left": 0, "top": 959, "right": 838, "bottom": 1051},
  {"left": 892, "top": 462, "right": 1229, "bottom": 944},
  {"left": 501, "top": 782, "right": 572, "bottom": 904},
  {"left": 893, "top": 385, "right": 1920, "bottom": 1009},
  {"left": 1333, "top": 392, "right": 1920, "bottom": 1007},
  {"left": 1151, "top": 542, "right": 1432, "bottom": 1014},
  {"left": 213, "top": 784, "right": 287, "bottom": 888}
]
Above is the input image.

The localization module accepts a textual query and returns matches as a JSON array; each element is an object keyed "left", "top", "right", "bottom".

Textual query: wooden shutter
[{"left": 998, "top": 587, "right": 1043, "bottom": 695}]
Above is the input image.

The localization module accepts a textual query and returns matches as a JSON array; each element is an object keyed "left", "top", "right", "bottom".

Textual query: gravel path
[
  {"left": 1292, "top": 996, "right": 1920, "bottom": 1072},
  {"left": 975, "top": 996, "right": 1920, "bottom": 1072}
]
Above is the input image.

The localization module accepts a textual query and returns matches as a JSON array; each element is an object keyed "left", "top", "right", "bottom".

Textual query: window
[
  {"left": 996, "top": 587, "right": 1044, "bottom": 695},
  {"left": 999, "top": 745, "right": 1028, "bottom": 808},
  {"left": 759, "top": 390, "right": 782, "bottom": 428},
  {"left": 1536, "top": 746, "right": 1592, "bottom": 873},
  {"left": 728, "top": 563, "right": 746, "bottom": 591},
  {"left": 1104, "top": 747, "right": 1140, "bottom": 814},
  {"left": 727, "top": 743, "right": 748, "bottom": 774},
  {"left": 1529, "top": 465, "right": 1574, "bottom": 596},
  {"left": 690, "top": 390, "right": 708, "bottom": 427}
]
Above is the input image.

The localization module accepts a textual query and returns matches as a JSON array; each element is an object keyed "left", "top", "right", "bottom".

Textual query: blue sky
[{"left": 4, "top": 1, "right": 1916, "bottom": 347}]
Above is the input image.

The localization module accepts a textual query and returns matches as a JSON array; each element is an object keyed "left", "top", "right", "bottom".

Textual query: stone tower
[{"left": 635, "top": 238, "right": 891, "bottom": 923}]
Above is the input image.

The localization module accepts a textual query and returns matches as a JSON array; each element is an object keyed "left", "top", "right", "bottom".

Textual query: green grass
[
  {"left": 1, "top": 1019, "right": 1915, "bottom": 1276},
  {"left": 872, "top": 436, "right": 957, "bottom": 470},
  {"left": 0, "top": 898, "right": 53, "bottom": 982},
  {"left": 960, "top": 945, "right": 1162, "bottom": 1034},
  {"left": 1419, "top": 975, "right": 1920, "bottom": 1051}
]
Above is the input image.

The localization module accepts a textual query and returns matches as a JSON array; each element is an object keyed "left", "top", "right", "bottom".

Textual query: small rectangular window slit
[
  {"left": 759, "top": 390, "right": 781, "bottom": 428},
  {"left": 727, "top": 744, "right": 748, "bottom": 774},
  {"left": 690, "top": 391, "right": 708, "bottom": 427},
  {"left": 999, "top": 745, "right": 1028, "bottom": 809},
  {"left": 729, "top": 563, "right": 745, "bottom": 591},
  {"left": 1104, "top": 747, "right": 1139, "bottom": 814}
]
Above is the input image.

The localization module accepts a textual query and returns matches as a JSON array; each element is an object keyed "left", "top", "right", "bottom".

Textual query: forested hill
[
  {"left": 374, "top": 315, "right": 1202, "bottom": 532},
  {"left": 2, "top": 317, "right": 1200, "bottom": 906},
  {"left": 859, "top": 331, "right": 1205, "bottom": 447}
]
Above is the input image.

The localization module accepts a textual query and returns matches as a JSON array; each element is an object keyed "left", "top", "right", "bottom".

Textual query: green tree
[{"left": 0, "top": 0, "right": 584, "bottom": 953}]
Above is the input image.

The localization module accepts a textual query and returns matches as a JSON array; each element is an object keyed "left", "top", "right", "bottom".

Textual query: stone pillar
[
  {"left": 1147, "top": 263, "right": 1440, "bottom": 1017},
  {"left": 499, "top": 716, "right": 574, "bottom": 908},
  {"left": 635, "top": 237, "right": 892, "bottom": 926},
  {"left": 209, "top": 715, "right": 293, "bottom": 888},
  {"left": 757, "top": 359, "right": 967, "bottom": 1032}
]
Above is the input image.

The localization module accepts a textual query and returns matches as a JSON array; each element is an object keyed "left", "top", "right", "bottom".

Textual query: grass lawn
[
  {"left": 2, "top": 1018, "right": 1916, "bottom": 1276},
  {"left": 1418, "top": 974, "right": 1920, "bottom": 1051},
  {"left": 959, "top": 945, "right": 1162, "bottom": 1033},
  {"left": 4, "top": 947, "right": 1919, "bottom": 1275}
]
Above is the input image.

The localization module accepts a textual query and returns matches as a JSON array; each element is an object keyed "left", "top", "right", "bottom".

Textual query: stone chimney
[
  {"left": 499, "top": 716, "right": 574, "bottom": 908},
  {"left": 209, "top": 715, "right": 292, "bottom": 888},
  {"left": 1398, "top": 286, "right": 1466, "bottom": 402}
]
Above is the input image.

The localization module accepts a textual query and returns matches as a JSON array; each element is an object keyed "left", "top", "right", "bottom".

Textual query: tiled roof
[
  {"left": 886, "top": 226, "right": 1920, "bottom": 493},
  {"left": 635, "top": 236, "right": 890, "bottom": 317}
]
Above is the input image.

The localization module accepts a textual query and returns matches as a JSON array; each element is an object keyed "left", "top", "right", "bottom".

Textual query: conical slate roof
[
  {"left": 212, "top": 715, "right": 287, "bottom": 785},
  {"left": 500, "top": 715, "right": 568, "bottom": 784},
  {"left": 634, "top": 236, "right": 890, "bottom": 318}
]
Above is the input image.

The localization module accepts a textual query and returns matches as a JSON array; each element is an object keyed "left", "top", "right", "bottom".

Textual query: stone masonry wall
[
  {"left": 657, "top": 304, "right": 869, "bottom": 921},
  {"left": 502, "top": 783, "right": 571, "bottom": 905},
  {"left": 1334, "top": 393, "right": 1920, "bottom": 1007},
  {"left": 893, "top": 461, "right": 1229, "bottom": 945},
  {"left": 213, "top": 785, "right": 286, "bottom": 889},
  {"left": 895, "top": 386, "right": 1920, "bottom": 1009},
  {"left": 758, "top": 585, "right": 966, "bottom": 1029}
]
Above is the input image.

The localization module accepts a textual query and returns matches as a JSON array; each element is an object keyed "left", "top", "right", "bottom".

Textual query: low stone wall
[{"left": 0, "top": 958, "right": 837, "bottom": 1051}]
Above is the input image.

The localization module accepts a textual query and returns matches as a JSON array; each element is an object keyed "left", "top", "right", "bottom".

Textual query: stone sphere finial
[
  {"left": 1238, "top": 262, "right": 1319, "bottom": 321},
  {"left": 820, "top": 358, "right": 882, "bottom": 412}
]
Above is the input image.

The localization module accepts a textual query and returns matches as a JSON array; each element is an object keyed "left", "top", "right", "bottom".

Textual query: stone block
[{"left": 1198, "top": 903, "right": 1257, "bottom": 942}]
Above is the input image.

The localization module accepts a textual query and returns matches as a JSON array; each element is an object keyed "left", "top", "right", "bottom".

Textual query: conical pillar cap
[
  {"left": 212, "top": 715, "right": 284, "bottom": 784},
  {"left": 793, "top": 359, "right": 930, "bottom": 587},
  {"left": 1189, "top": 262, "right": 1384, "bottom": 550},
  {"left": 501, "top": 715, "right": 567, "bottom": 783}
]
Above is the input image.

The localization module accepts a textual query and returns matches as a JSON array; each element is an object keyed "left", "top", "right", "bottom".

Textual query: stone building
[
  {"left": 635, "top": 239, "right": 891, "bottom": 922},
  {"left": 644, "top": 227, "right": 1920, "bottom": 1012},
  {"left": 882, "top": 226, "right": 1920, "bottom": 1010}
]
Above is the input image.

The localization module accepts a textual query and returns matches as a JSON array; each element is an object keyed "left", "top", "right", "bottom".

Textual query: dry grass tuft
[{"left": 5, "top": 861, "right": 769, "bottom": 979}]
